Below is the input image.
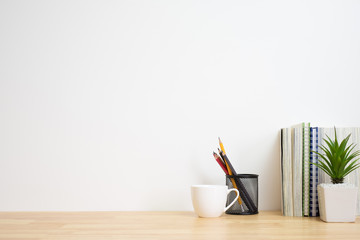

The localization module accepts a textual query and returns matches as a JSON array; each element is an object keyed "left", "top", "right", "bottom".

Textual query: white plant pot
[{"left": 318, "top": 183, "right": 358, "bottom": 222}]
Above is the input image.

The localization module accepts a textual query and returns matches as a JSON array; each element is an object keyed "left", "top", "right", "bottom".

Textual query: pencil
[
  {"left": 219, "top": 137, "right": 226, "bottom": 155},
  {"left": 213, "top": 152, "right": 229, "bottom": 175}
]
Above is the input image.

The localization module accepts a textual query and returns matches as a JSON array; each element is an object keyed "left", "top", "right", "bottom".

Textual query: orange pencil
[{"left": 219, "top": 137, "right": 226, "bottom": 155}]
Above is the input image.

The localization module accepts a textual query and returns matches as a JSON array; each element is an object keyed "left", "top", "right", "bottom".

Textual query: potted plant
[{"left": 312, "top": 128, "right": 360, "bottom": 222}]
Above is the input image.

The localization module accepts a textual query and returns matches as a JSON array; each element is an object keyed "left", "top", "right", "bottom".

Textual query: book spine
[
  {"left": 303, "top": 123, "right": 310, "bottom": 217},
  {"left": 293, "top": 127, "right": 303, "bottom": 216},
  {"left": 314, "top": 127, "right": 319, "bottom": 216},
  {"left": 281, "top": 128, "right": 293, "bottom": 216},
  {"left": 309, "top": 127, "right": 319, "bottom": 217},
  {"left": 301, "top": 123, "right": 305, "bottom": 216},
  {"left": 280, "top": 129, "right": 284, "bottom": 215},
  {"left": 309, "top": 127, "right": 314, "bottom": 216}
]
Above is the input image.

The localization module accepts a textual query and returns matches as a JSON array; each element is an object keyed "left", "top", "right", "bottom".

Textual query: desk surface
[{"left": 0, "top": 211, "right": 359, "bottom": 239}]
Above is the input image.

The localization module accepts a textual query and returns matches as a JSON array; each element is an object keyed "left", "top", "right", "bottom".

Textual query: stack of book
[{"left": 280, "top": 124, "right": 360, "bottom": 217}]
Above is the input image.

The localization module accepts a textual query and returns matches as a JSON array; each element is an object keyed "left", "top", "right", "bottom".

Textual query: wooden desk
[{"left": 0, "top": 211, "right": 359, "bottom": 239}]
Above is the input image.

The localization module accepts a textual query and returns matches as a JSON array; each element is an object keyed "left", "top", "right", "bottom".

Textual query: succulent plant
[{"left": 311, "top": 128, "right": 360, "bottom": 184}]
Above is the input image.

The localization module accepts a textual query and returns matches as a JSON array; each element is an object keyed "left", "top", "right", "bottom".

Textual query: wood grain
[{"left": 0, "top": 211, "right": 359, "bottom": 239}]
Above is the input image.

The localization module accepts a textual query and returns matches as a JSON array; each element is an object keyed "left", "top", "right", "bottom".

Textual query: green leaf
[
  {"left": 343, "top": 144, "right": 356, "bottom": 160},
  {"left": 312, "top": 162, "right": 333, "bottom": 177},
  {"left": 343, "top": 160, "right": 360, "bottom": 176},
  {"left": 312, "top": 150, "right": 333, "bottom": 172},
  {"left": 343, "top": 163, "right": 360, "bottom": 177}
]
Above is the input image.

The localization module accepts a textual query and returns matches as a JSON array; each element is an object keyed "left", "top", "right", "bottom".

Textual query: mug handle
[{"left": 224, "top": 188, "right": 240, "bottom": 212}]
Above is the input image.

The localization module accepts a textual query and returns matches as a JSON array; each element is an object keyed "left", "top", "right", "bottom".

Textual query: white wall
[{"left": 1, "top": 0, "right": 360, "bottom": 211}]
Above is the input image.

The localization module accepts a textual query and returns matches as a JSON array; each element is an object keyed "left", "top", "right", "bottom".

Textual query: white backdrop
[{"left": 1, "top": 0, "right": 360, "bottom": 211}]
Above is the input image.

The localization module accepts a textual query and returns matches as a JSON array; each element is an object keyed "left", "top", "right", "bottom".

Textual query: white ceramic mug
[{"left": 191, "top": 185, "right": 240, "bottom": 218}]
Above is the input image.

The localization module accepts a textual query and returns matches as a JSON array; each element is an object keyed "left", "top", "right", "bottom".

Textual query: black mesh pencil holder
[{"left": 225, "top": 174, "right": 258, "bottom": 215}]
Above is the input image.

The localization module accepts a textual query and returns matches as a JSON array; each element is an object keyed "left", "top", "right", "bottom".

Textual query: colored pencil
[{"left": 213, "top": 152, "right": 229, "bottom": 175}]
